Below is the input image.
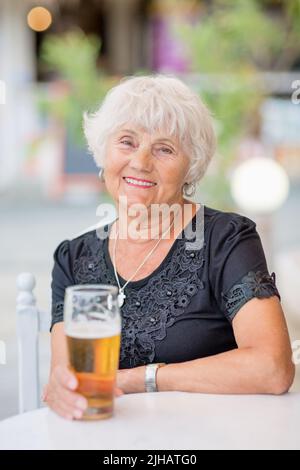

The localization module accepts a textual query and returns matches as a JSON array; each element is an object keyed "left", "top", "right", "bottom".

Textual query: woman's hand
[{"left": 43, "top": 365, "right": 124, "bottom": 420}]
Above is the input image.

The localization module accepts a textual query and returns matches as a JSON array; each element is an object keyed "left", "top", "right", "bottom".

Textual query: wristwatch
[{"left": 145, "top": 363, "right": 166, "bottom": 392}]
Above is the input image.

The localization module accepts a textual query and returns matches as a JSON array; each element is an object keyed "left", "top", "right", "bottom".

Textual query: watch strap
[{"left": 145, "top": 363, "right": 166, "bottom": 392}]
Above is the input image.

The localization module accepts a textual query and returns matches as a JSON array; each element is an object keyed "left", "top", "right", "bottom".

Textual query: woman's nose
[{"left": 129, "top": 146, "right": 153, "bottom": 172}]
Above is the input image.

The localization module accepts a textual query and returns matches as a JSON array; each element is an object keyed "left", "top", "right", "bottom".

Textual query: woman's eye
[
  {"left": 120, "top": 140, "right": 133, "bottom": 146},
  {"left": 160, "top": 147, "right": 173, "bottom": 154}
]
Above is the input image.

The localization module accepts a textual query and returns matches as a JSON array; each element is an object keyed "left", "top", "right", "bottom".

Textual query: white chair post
[{"left": 16, "top": 273, "right": 40, "bottom": 413}]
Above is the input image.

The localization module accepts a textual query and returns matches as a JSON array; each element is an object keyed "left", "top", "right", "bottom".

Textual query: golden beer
[
  {"left": 64, "top": 285, "right": 121, "bottom": 420},
  {"left": 67, "top": 325, "right": 121, "bottom": 420}
]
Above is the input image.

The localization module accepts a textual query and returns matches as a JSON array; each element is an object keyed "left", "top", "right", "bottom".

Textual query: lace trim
[
  {"left": 222, "top": 271, "right": 280, "bottom": 320},
  {"left": 73, "top": 232, "right": 206, "bottom": 368},
  {"left": 51, "top": 301, "right": 65, "bottom": 328}
]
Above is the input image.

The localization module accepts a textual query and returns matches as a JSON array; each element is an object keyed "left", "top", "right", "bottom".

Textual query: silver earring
[
  {"left": 183, "top": 182, "right": 196, "bottom": 197},
  {"left": 98, "top": 167, "right": 105, "bottom": 182}
]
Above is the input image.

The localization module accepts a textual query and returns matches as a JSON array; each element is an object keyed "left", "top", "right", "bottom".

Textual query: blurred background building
[{"left": 1, "top": 0, "right": 300, "bottom": 419}]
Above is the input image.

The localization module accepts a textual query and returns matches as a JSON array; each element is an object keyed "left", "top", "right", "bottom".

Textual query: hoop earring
[
  {"left": 98, "top": 167, "right": 105, "bottom": 182},
  {"left": 183, "top": 182, "right": 196, "bottom": 197}
]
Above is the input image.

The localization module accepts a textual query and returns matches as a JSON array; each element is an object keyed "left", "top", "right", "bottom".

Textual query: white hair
[{"left": 83, "top": 74, "right": 216, "bottom": 184}]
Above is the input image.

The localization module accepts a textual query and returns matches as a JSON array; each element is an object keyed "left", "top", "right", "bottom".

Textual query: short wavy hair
[{"left": 83, "top": 74, "right": 216, "bottom": 184}]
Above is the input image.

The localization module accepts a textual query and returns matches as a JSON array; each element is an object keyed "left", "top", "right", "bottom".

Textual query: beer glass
[{"left": 64, "top": 285, "right": 121, "bottom": 420}]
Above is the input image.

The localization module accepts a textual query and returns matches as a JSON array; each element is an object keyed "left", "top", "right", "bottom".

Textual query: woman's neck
[{"left": 112, "top": 200, "right": 199, "bottom": 246}]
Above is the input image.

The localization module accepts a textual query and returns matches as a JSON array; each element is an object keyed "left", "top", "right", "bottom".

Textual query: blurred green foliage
[
  {"left": 39, "top": 29, "right": 115, "bottom": 146},
  {"left": 175, "top": 0, "right": 300, "bottom": 209}
]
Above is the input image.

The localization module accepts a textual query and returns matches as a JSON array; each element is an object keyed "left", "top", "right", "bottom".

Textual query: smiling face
[{"left": 103, "top": 126, "right": 191, "bottom": 210}]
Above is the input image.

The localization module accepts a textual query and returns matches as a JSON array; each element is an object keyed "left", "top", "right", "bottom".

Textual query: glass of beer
[{"left": 64, "top": 285, "right": 121, "bottom": 420}]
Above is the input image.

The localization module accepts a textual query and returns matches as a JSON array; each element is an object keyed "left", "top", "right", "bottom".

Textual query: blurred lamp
[
  {"left": 27, "top": 7, "right": 52, "bottom": 32},
  {"left": 230, "top": 157, "right": 289, "bottom": 214}
]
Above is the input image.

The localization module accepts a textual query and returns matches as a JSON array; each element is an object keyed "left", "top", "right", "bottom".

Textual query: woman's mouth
[{"left": 123, "top": 176, "right": 157, "bottom": 188}]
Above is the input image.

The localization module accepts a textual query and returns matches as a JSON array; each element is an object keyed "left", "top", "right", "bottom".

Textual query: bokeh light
[
  {"left": 231, "top": 157, "right": 290, "bottom": 214},
  {"left": 27, "top": 6, "right": 52, "bottom": 32}
]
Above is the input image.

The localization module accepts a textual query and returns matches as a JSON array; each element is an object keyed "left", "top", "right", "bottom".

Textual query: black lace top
[{"left": 51, "top": 205, "right": 280, "bottom": 369}]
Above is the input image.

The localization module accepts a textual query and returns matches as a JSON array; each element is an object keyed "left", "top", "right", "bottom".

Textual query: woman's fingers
[
  {"left": 58, "top": 387, "right": 88, "bottom": 412},
  {"left": 45, "top": 365, "right": 87, "bottom": 419},
  {"left": 54, "top": 364, "right": 78, "bottom": 390},
  {"left": 52, "top": 370, "right": 88, "bottom": 415},
  {"left": 45, "top": 385, "right": 73, "bottom": 420},
  {"left": 46, "top": 383, "right": 87, "bottom": 419}
]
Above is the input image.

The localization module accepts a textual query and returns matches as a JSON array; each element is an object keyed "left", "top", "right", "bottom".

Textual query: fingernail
[
  {"left": 74, "top": 409, "right": 83, "bottom": 419},
  {"left": 68, "top": 379, "right": 77, "bottom": 389},
  {"left": 76, "top": 398, "right": 87, "bottom": 410}
]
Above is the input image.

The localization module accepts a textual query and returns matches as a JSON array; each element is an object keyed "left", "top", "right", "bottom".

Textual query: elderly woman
[{"left": 45, "top": 75, "right": 294, "bottom": 420}]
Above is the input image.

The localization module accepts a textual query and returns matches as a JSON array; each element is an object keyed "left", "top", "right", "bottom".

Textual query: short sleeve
[
  {"left": 50, "top": 239, "right": 74, "bottom": 331},
  {"left": 209, "top": 213, "right": 280, "bottom": 322}
]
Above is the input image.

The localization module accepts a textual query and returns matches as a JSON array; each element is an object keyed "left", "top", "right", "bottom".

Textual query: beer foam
[{"left": 65, "top": 321, "right": 120, "bottom": 339}]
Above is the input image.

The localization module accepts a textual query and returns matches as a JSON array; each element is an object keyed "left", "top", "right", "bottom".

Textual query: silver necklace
[{"left": 112, "top": 218, "right": 175, "bottom": 308}]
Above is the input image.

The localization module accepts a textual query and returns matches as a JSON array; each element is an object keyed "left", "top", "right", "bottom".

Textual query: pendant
[{"left": 118, "top": 290, "right": 126, "bottom": 308}]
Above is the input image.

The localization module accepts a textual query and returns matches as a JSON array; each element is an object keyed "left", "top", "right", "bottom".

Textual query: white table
[{"left": 0, "top": 392, "right": 299, "bottom": 450}]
